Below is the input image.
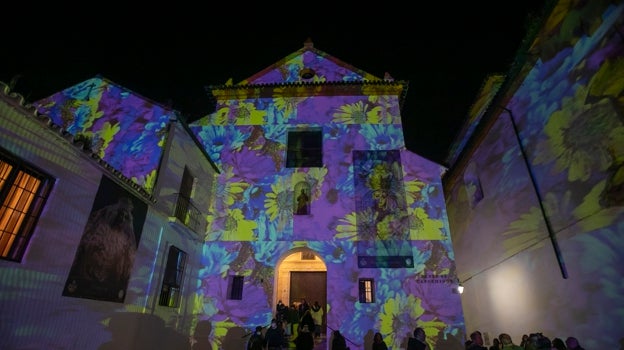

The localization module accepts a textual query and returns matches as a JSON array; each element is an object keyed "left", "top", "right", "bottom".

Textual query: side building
[
  {"left": 0, "top": 79, "right": 218, "bottom": 349},
  {"left": 444, "top": 1, "right": 624, "bottom": 348}
]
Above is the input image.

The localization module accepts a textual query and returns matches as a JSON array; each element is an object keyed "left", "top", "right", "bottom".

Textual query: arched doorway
[{"left": 276, "top": 248, "right": 327, "bottom": 337}]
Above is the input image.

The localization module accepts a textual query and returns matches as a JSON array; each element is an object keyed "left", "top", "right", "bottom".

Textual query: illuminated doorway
[{"left": 276, "top": 248, "right": 327, "bottom": 334}]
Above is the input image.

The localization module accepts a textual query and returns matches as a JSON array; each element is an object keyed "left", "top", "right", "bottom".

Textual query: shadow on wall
[
  {"left": 363, "top": 329, "right": 374, "bottom": 349},
  {"left": 98, "top": 313, "right": 190, "bottom": 350},
  {"left": 193, "top": 320, "right": 213, "bottom": 350}
]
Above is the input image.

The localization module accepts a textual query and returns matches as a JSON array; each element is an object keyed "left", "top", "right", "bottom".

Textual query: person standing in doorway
[
  {"left": 294, "top": 324, "right": 314, "bottom": 350},
  {"left": 287, "top": 303, "right": 299, "bottom": 338},
  {"left": 310, "top": 301, "right": 323, "bottom": 340}
]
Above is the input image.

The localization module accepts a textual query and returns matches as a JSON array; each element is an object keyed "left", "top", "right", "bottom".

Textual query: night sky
[{"left": 1, "top": 1, "right": 546, "bottom": 166}]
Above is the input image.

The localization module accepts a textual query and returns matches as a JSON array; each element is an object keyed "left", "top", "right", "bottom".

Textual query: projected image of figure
[
  {"left": 64, "top": 177, "right": 146, "bottom": 302},
  {"left": 296, "top": 189, "right": 310, "bottom": 215}
]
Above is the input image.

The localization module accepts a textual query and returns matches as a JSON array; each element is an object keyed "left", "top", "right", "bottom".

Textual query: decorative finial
[
  {"left": 304, "top": 38, "right": 314, "bottom": 49},
  {"left": 384, "top": 72, "right": 394, "bottom": 81}
]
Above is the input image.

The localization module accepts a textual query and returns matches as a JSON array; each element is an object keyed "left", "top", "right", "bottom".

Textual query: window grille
[
  {"left": 0, "top": 150, "right": 54, "bottom": 262},
  {"left": 358, "top": 278, "right": 375, "bottom": 303},
  {"left": 159, "top": 246, "right": 187, "bottom": 307},
  {"left": 228, "top": 275, "right": 244, "bottom": 300}
]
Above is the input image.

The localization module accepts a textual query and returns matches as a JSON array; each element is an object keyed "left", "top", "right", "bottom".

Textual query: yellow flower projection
[
  {"left": 198, "top": 107, "right": 228, "bottom": 126},
  {"left": 273, "top": 96, "right": 300, "bottom": 120},
  {"left": 409, "top": 207, "right": 446, "bottom": 240},
  {"left": 403, "top": 178, "right": 426, "bottom": 206},
  {"left": 228, "top": 101, "right": 267, "bottom": 125},
  {"left": 364, "top": 94, "right": 399, "bottom": 124},
  {"left": 222, "top": 208, "right": 258, "bottom": 241},
  {"left": 574, "top": 180, "right": 621, "bottom": 232},
  {"left": 218, "top": 165, "right": 250, "bottom": 209},
  {"left": 535, "top": 86, "right": 624, "bottom": 182},
  {"left": 379, "top": 294, "right": 445, "bottom": 349},
  {"left": 503, "top": 207, "right": 545, "bottom": 251},
  {"left": 134, "top": 169, "right": 158, "bottom": 194},
  {"left": 97, "top": 121, "right": 121, "bottom": 159},
  {"left": 332, "top": 100, "right": 381, "bottom": 124},
  {"left": 335, "top": 212, "right": 358, "bottom": 240},
  {"left": 264, "top": 177, "right": 292, "bottom": 231}
]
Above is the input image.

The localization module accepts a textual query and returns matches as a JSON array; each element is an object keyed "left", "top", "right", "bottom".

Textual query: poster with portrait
[
  {"left": 353, "top": 150, "right": 413, "bottom": 268},
  {"left": 63, "top": 176, "right": 147, "bottom": 302}
]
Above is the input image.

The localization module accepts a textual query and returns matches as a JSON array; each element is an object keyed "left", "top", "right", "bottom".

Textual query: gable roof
[
  {"left": 205, "top": 39, "right": 409, "bottom": 111},
  {"left": 243, "top": 38, "right": 380, "bottom": 84}
]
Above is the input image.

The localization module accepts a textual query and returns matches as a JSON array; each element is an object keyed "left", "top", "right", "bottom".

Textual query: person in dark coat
[
  {"left": 247, "top": 326, "right": 264, "bottom": 350},
  {"left": 264, "top": 319, "right": 285, "bottom": 350},
  {"left": 372, "top": 332, "right": 388, "bottom": 350},
  {"left": 299, "top": 309, "right": 315, "bottom": 336},
  {"left": 294, "top": 324, "right": 314, "bottom": 350},
  {"left": 331, "top": 330, "right": 348, "bottom": 350},
  {"left": 407, "top": 327, "right": 429, "bottom": 350}
]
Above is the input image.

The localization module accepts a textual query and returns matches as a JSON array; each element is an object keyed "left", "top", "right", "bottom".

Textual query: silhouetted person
[
  {"left": 372, "top": 332, "right": 388, "bottom": 350},
  {"left": 332, "top": 330, "right": 348, "bottom": 350},
  {"left": 264, "top": 319, "right": 285, "bottom": 350},
  {"left": 408, "top": 327, "right": 429, "bottom": 350},
  {"left": 294, "top": 324, "right": 314, "bottom": 350}
]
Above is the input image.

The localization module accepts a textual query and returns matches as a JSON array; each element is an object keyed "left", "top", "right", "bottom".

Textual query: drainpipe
[{"left": 501, "top": 107, "right": 568, "bottom": 279}]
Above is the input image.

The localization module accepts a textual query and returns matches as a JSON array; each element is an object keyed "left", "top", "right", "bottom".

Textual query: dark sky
[{"left": 1, "top": 2, "right": 546, "bottom": 166}]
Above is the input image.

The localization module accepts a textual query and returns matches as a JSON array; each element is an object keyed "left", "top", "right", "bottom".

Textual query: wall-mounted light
[{"left": 451, "top": 277, "right": 464, "bottom": 294}]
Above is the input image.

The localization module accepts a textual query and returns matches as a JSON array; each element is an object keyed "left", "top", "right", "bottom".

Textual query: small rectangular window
[
  {"left": 228, "top": 275, "right": 244, "bottom": 300},
  {"left": 159, "top": 246, "right": 187, "bottom": 307},
  {"left": 0, "top": 150, "right": 54, "bottom": 262},
  {"left": 286, "top": 130, "right": 323, "bottom": 168},
  {"left": 358, "top": 278, "right": 375, "bottom": 303}
]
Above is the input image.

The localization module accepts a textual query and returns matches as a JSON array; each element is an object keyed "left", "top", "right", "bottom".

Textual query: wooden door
[{"left": 290, "top": 271, "right": 327, "bottom": 329}]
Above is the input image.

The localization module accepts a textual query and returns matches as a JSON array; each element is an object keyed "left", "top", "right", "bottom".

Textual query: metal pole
[{"left": 502, "top": 107, "right": 568, "bottom": 279}]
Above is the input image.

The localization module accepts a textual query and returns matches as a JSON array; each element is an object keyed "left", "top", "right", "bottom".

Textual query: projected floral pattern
[
  {"left": 445, "top": 4, "right": 624, "bottom": 348},
  {"left": 3, "top": 3, "right": 620, "bottom": 350},
  {"left": 33, "top": 77, "right": 171, "bottom": 193},
  {"left": 185, "top": 46, "right": 462, "bottom": 349}
]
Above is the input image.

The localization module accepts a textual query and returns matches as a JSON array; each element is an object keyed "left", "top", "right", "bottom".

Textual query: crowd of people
[
  {"left": 465, "top": 330, "right": 586, "bottom": 350},
  {"left": 249, "top": 303, "right": 586, "bottom": 350},
  {"left": 247, "top": 299, "right": 325, "bottom": 350}
]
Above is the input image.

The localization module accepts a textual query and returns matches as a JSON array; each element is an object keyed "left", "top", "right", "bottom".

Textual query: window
[
  {"left": 0, "top": 150, "right": 54, "bottom": 262},
  {"left": 301, "top": 251, "right": 315, "bottom": 260},
  {"left": 159, "top": 245, "right": 187, "bottom": 307},
  {"left": 358, "top": 278, "right": 375, "bottom": 303},
  {"left": 286, "top": 130, "right": 322, "bottom": 168},
  {"left": 228, "top": 275, "right": 244, "bottom": 300}
]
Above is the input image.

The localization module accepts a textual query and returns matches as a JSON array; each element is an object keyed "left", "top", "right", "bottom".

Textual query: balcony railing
[{"left": 172, "top": 194, "right": 203, "bottom": 233}]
